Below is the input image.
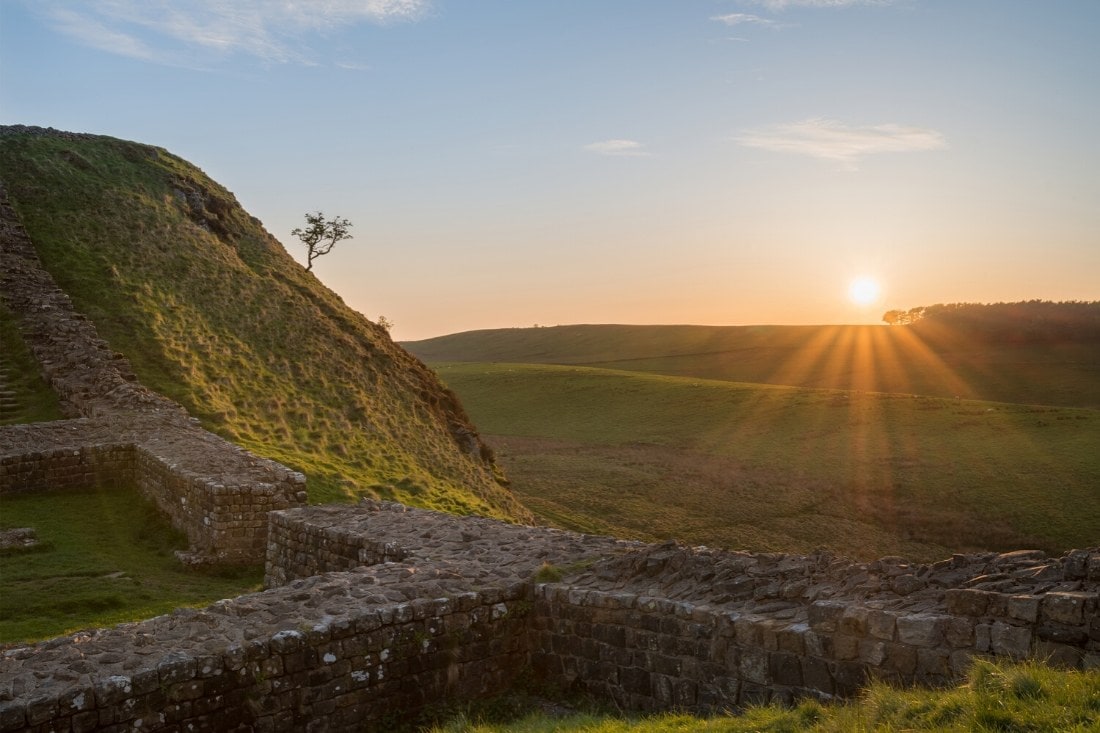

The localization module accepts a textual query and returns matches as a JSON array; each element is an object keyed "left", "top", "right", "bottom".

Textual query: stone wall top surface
[{"left": 571, "top": 541, "right": 1100, "bottom": 614}]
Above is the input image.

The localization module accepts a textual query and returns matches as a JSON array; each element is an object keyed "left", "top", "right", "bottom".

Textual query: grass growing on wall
[
  {"left": 0, "top": 301, "right": 64, "bottom": 425},
  {"left": 0, "top": 486, "right": 263, "bottom": 643},
  {"left": 430, "top": 659, "right": 1100, "bottom": 732},
  {"left": 435, "top": 362, "right": 1100, "bottom": 561}
]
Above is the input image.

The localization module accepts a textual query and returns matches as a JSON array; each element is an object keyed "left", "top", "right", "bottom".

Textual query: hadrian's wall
[
  {"left": 0, "top": 182, "right": 306, "bottom": 563},
  {"left": 2, "top": 501, "right": 1096, "bottom": 732}
]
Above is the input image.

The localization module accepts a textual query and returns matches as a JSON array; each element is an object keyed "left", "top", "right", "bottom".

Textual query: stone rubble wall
[
  {"left": 0, "top": 183, "right": 306, "bottom": 563},
  {"left": 0, "top": 422, "right": 135, "bottom": 495},
  {"left": 0, "top": 563, "right": 534, "bottom": 733},
  {"left": 4, "top": 502, "right": 1094, "bottom": 732}
]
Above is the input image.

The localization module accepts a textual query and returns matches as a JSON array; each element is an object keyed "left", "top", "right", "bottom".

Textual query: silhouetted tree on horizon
[
  {"left": 292, "top": 212, "right": 353, "bottom": 271},
  {"left": 882, "top": 301, "right": 1100, "bottom": 342}
]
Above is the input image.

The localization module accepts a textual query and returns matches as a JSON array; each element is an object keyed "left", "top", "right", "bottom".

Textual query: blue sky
[{"left": 2, "top": 0, "right": 1098, "bottom": 340}]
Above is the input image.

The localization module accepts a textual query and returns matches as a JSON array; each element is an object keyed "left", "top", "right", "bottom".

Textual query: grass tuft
[{"left": 425, "top": 660, "right": 1099, "bottom": 732}]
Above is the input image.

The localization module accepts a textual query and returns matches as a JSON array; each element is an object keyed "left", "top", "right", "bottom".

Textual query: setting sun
[{"left": 848, "top": 277, "right": 881, "bottom": 306}]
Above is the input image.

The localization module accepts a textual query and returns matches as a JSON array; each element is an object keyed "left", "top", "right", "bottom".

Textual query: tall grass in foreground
[{"left": 429, "top": 660, "right": 1100, "bottom": 732}]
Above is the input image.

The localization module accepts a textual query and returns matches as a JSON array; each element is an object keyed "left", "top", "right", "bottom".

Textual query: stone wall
[
  {"left": 0, "top": 424, "right": 134, "bottom": 495},
  {"left": 3, "top": 502, "right": 1095, "bottom": 732},
  {"left": 0, "top": 183, "right": 306, "bottom": 563},
  {"left": 0, "top": 564, "right": 533, "bottom": 733}
]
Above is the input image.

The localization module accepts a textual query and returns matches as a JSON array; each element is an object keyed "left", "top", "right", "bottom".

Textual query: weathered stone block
[
  {"left": 739, "top": 648, "right": 769, "bottom": 685},
  {"left": 1036, "top": 624, "right": 1087, "bottom": 645},
  {"left": 831, "top": 661, "right": 867, "bottom": 697},
  {"left": 23, "top": 695, "right": 57, "bottom": 727},
  {"left": 975, "top": 623, "right": 991, "bottom": 652},
  {"left": 839, "top": 606, "right": 869, "bottom": 635},
  {"left": 1006, "top": 595, "right": 1040, "bottom": 623},
  {"left": 946, "top": 617, "right": 975, "bottom": 647},
  {"left": 990, "top": 621, "right": 1031, "bottom": 658},
  {"left": 801, "top": 656, "right": 833, "bottom": 695},
  {"left": 867, "top": 610, "right": 896, "bottom": 641},
  {"left": 858, "top": 639, "right": 886, "bottom": 666},
  {"left": 1034, "top": 640, "right": 1083, "bottom": 668},
  {"left": 776, "top": 623, "right": 807, "bottom": 654},
  {"left": 0, "top": 700, "right": 26, "bottom": 732},
  {"left": 94, "top": 675, "right": 133, "bottom": 706},
  {"left": 883, "top": 643, "right": 917, "bottom": 675},
  {"left": 1043, "top": 592, "right": 1095, "bottom": 625},
  {"left": 832, "top": 633, "right": 860, "bottom": 661},
  {"left": 896, "top": 614, "right": 947, "bottom": 647},
  {"left": 769, "top": 652, "right": 802, "bottom": 687},
  {"left": 916, "top": 647, "right": 949, "bottom": 677},
  {"left": 945, "top": 589, "right": 990, "bottom": 617}
]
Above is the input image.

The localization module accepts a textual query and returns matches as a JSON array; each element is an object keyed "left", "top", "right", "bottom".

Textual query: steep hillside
[
  {"left": 0, "top": 126, "right": 529, "bottom": 521},
  {"left": 404, "top": 323, "right": 1100, "bottom": 408}
]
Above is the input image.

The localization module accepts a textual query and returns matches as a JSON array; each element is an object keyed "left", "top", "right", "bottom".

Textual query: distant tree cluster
[{"left": 882, "top": 301, "right": 1100, "bottom": 342}]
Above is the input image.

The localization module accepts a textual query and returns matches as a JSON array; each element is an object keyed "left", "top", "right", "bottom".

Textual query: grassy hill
[
  {"left": 434, "top": 363, "right": 1099, "bottom": 561},
  {"left": 0, "top": 126, "right": 529, "bottom": 522},
  {"left": 405, "top": 324, "right": 1100, "bottom": 408}
]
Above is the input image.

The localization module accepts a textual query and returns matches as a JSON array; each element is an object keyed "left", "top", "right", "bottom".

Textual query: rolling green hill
[
  {"left": 434, "top": 362, "right": 1099, "bottom": 561},
  {"left": 0, "top": 126, "right": 529, "bottom": 522},
  {"left": 405, "top": 324, "right": 1100, "bottom": 408}
]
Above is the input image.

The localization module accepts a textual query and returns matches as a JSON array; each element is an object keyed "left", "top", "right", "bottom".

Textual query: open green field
[
  {"left": 434, "top": 363, "right": 1100, "bottom": 561},
  {"left": 429, "top": 659, "right": 1100, "bottom": 732},
  {"left": 406, "top": 324, "right": 1100, "bottom": 409},
  {"left": 0, "top": 486, "right": 262, "bottom": 643}
]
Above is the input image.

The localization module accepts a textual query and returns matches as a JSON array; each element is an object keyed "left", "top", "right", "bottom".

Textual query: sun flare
[{"left": 848, "top": 277, "right": 881, "bottom": 306}]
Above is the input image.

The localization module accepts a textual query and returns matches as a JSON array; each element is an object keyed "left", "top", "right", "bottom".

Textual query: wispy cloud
[
  {"left": 46, "top": 8, "right": 156, "bottom": 62},
  {"left": 584, "top": 140, "right": 650, "bottom": 157},
  {"left": 39, "top": 0, "right": 431, "bottom": 66},
  {"left": 742, "top": 0, "right": 892, "bottom": 8},
  {"left": 735, "top": 118, "right": 947, "bottom": 168},
  {"left": 711, "top": 13, "right": 777, "bottom": 27}
]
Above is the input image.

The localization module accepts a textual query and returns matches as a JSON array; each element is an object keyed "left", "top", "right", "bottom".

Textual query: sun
[{"left": 848, "top": 276, "right": 881, "bottom": 306}]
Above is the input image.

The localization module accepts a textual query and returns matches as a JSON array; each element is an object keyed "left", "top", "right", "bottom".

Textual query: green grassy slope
[
  {"left": 0, "top": 127, "right": 528, "bottom": 521},
  {"left": 435, "top": 363, "right": 1100, "bottom": 561},
  {"left": 405, "top": 324, "right": 1100, "bottom": 408}
]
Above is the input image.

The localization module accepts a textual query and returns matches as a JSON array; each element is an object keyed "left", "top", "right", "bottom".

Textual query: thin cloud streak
[
  {"left": 744, "top": 0, "right": 893, "bottom": 8},
  {"left": 712, "top": 13, "right": 777, "bottom": 27},
  {"left": 736, "top": 118, "right": 947, "bottom": 168},
  {"left": 584, "top": 139, "right": 651, "bottom": 157},
  {"left": 46, "top": 8, "right": 155, "bottom": 62},
  {"left": 40, "top": 0, "right": 431, "bottom": 65}
]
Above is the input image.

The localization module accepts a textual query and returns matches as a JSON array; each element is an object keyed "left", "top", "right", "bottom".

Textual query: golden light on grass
[{"left": 848, "top": 276, "right": 881, "bottom": 306}]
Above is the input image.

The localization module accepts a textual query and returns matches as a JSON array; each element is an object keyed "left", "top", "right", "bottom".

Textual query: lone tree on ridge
[{"left": 292, "top": 212, "right": 353, "bottom": 271}]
